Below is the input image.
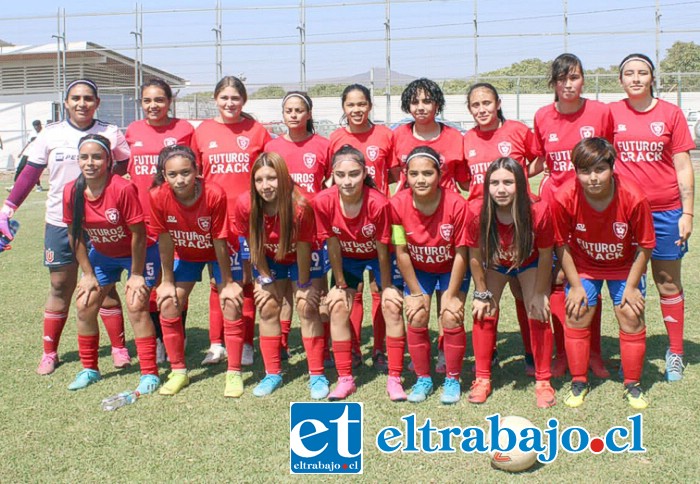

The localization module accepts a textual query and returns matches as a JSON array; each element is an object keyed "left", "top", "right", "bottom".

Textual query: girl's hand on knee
[
  {"left": 220, "top": 281, "right": 244, "bottom": 313},
  {"left": 156, "top": 282, "right": 178, "bottom": 311},
  {"left": 381, "top": 285, "right": 403, "bottom": 313},
  {"left": 254, "top": 283, "right": 279, "bottom": 309},
  {"left": 405, "top": 293, "right": 428, "bottom": 322},
  {"left": 325, "top": 286, "right": 351, "bottom": 314},
  {"left": 76, "top": 273, "right": 100, "bottom": 307},
  {"left": 126, "top": 274, "right": 149, "bottom": 306},
  {"left": 565, "top": 286, "right": 588, "bottom": 320},
  {"left": 620, "top": 287, "right": 645, "bottom": 318}
]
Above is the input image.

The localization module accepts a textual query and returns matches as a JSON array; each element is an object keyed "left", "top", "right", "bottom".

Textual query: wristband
[
  {"left": 406, "top": 293, "right": 424, "bottom": 298},
  {"left": 1, "top": 201, "right": 17, "bottom": 217},
  {"left": 256, "top": 275, "right": 275, "bottom": 286},
  {"left": 297, "top": 280, "right": 312, "bottom": 289},
  {"left": 335, "top": 281, "right": 349, "bottom": 290},
  {"left": 473, "top": 289, "right": 493, "bottom": 301},
  {"left": 682, "top": 212, "right": 694, "bottom": 217}
]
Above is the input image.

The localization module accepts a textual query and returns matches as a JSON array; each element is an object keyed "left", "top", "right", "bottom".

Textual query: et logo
[{"left": 289, "top": 402, "right": 363, "bottom": 474}]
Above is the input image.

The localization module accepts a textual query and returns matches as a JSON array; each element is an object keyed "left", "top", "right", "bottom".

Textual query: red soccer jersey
[
  {"left": 552, "top": 175, "right": 655, "bottom": 280},
  {"left": 390, "top": 189, "right": 469, "bottom": 274},
  {"left": 265, "top": 134, "right": 330, "bottom": 197},
  {"left": 610, "top": 98, "right": 695, "bottom": 212},
  {"left": 465, "top": 198, "right": 553, "bottom": 269},
  {"left": 329, "top": 125, "right": 394, "bottom": 194},
  {"left": 63, "top": 175, "right": 146, "bottom": 258},
  {"left": 125, "top": 118, "right": 195, "bottom": 221},
  {"left": 231, "top": 190, "right": 315, "bottom": 265},
  {"left": 392, "top": 123, "right": 468, "bottom": 193},
  {"left": 533, "top": 99, "right": 613, "bottom": 200},
  {"left": 313, "top": 185, "right": 391, "bottom": 260},
  {"left": 463, "top": 120, "right": 537, "bottom": 202},
  {"left": 192, "top": 118, "right": 271, "bottom": 214},
  {"left": 149, "top": 179, "right": 228, "bottom": 262}
]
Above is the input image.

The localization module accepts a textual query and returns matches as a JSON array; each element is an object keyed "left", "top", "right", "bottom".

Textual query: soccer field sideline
[{"left": 0, "top": 178, "right": 699, "bottom": 481}]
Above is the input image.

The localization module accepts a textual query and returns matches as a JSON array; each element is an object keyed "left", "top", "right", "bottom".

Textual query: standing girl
[
  {"left": 191, "top": 76, "right": 271, "bottom": 367},
  {"left": 232, "top": 152, "right": 328, "bottom": 398},
  {"left": 467, "top": 158, "right": 555, "bottom": 407},
  {"left": 63, "top": 134, "right": 160, "bottom": 393},
  {"left": 0, "top": 79, "right": 131, "bottom": 375},
  {"left": 126, "top": 78, "right": 195, "bottom": 362},
  {"left": 265, "top": 91, "right": 331, "bottom": 360},
  {"left": 610, "top": 53, "right": 695, "bottom": 381},
  {"left": 464, "top": 82, "right": 540, "bottom": 376},
  {"left": 553, "top": 138, "right": 655, "bottom": 409},
  {"left": 391, "top": 78, "right": 469, "bottom": 193},
  {"left": 390, "top": 146, "right": 469, "bottom": 404},
  {"left": 150, "top": 145, "right": 243, "bottom": 396},
  {"left": 329, "top": 84, "right": 396, "bottom": 371},
  {"left": 531, "top": 54, "right": 614, "bottom": 378},
  {"left": 315, "top": 145, "right": 406, "bottom": 401}
]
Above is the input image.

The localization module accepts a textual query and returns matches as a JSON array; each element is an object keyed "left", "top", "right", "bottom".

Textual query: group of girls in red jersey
[{"left": 0, "top": 48, "right": 693, "bottom": 407}]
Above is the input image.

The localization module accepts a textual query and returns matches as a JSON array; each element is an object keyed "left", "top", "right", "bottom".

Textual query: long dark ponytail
[{"left": 71, "top": 134, "right": 112, "bottom": 244}]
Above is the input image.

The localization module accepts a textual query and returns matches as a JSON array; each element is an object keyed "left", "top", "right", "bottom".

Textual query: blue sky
[{"left": 1, "top": 0, "right": 699, "bottom": 91}]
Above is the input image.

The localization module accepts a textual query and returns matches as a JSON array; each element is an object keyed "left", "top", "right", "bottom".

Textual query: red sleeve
[
  {"left": 552, "top": 196, "right": 572, "bottom": 247},
  {"left": 121, "top": 182, "right": 144, "bottom": 226},
  {"left": 523, "top": 127, "right": 539, "bottom": 163},
  {"left": 602, "top": 105, "right": 615, "bottom": 143},
  {"left": 191, "top": 130, "right": 203, "bottom": 174},
  {"left": 209, "top": 187, "right": 228, "bottom": 240},
  {"left": 534, "top": 202, "right": 554, "bottom": 248},
  {"left": 670, "top": 107, "right": 696, "bottom": 154},
  {"left": 452, "top": 196, "right": 468, "bottom": 247},
  {"left": 389, "top": 196, "right": 401, "bottom": 225},
  {"left": 532, "top": 113, "right": 545, "bottom": 157},
  {"left": 63, "top": 183, "right": 74, "bottom": 225},
  {"left": 453, "top": 149, "right": 469, "bottom": 184},
  {"left": 296, "top": 203, "right": 316, "bottom": 244},
  {"left": 148, "top": 188, "right": 167, "bottom": 235},
  {"left": 630, "top": 196, "right": 656, "bottom": 249},
  {"left": 375, "top": 199, "right": 392, "bottom": 245},
  {"left": 313, "top": 193, "right": 332, "bottom": 242},
  {"left": 464, "top": 205, "right": 480, "bottom": 248},
  {"left": 230, "top": 194, "right": 250, "bottom": 237}
]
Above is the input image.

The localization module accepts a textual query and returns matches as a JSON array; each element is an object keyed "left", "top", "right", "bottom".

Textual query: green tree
[
  {"left": 659, "top": 41, "right": 700, "bottom": 91},
  {"left": 250, "top": 85, "right": 286, "bottom": 99}
]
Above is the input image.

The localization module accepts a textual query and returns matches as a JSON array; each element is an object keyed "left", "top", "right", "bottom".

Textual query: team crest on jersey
[
  {"left": 45, "top": 248, "right": 54, "bottom": 264},
  {"left": 613, "top": 222, "right": 628, "bottom": 239},
  {"left": 366, "top": 146, "right": 380, "bottom": 162},
  {"left": 650, "top": 122, "right": 665, "bottom": 137},
  {"left": 303, "top": 153, "right": 316, "bottom": 169},
  {"left": 361, "top": 224, "right": 376, "bottom": 239},
  {"left": 105, "top": 208, "right": 120, "bottom": 225},
  {"left": 580, "top": 126, "right": 595, "bottom": 139},
  {"left": 198, "top": 217, "right": 212, "bottom": 232},
  {"left": 498, "top": 141, "right": 512, "bottom": 156},
  {"left": 237, "top": 136, "right": 250, "bottom": 150},
  {"left": 163, "top": 137, "right": 178, "bottom": 147},
  {"left": 439, "top": 224, "right": 454, "bottom": 241}
]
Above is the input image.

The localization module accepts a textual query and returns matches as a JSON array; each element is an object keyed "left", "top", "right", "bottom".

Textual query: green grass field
[{"left": 1, "top": 175, "right": 699, "bottom": 483}]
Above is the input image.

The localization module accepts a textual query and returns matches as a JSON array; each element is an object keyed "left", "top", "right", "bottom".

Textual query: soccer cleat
[
  {"left": 68, "top": 369, "right": 101, "bottom": 391},
  {"left": 590, "top": 353, "right": 611, "bottom": 379},
  {"left": 372, "top": 351, "right": 388, "bottom": 373},
  {"left": 435, "top": 350, "right": 446, "bottom": 374},
  {"left": 328, "top": 376, "right": 357, "bottom": 401},
  {"left": 224, "top": 371, "right": 244, "bottom": 398},
  {"left": 201, "top": 344, "right": 227, "bottom": 366},
  {"left": 623, "top": 382, "right": 649, "bottom": 410},
  {"left": 241, "top": 343, "right": 254, "bottom": 366},
  {"left": 551, "top": 354, "right": 568, "bottom": 378},
  {"left": 440, "top": 377, "right": 461, "bottom": 404},
  {"left": 535, "top": 380, "right": 556, "bottom": 408},
  {"left": 136, "top": 374, "right": 161, "bottom": 395},
  {"left": 351, "top": 349, "right": 363, "bottom": 369},
  {"left": 467, "top": 378, "right": 492, "bottom": 404},
  {"left": 159, "top": 372, "right": 189, "bottom": 396},
  {"left": 407, "top": 377, "right": 434, "bottom": 403},
  {"left": 386, "top": 376, "right": 407, "bottom": 402},
  {"left": 36, "top": 352, "right": 59, "bottom": 375},
  {"left": 665, "top": 349, "right": 685, "bottom": 382},
  {"left": 112, "top": 347, "right": 132, "bottom": 369},
  {"left": 156, "top": 338, "right": 167, "bottom": 364},
  {"left": 564, "top": 381, "right": 590, "bottom": 408},
  {"left": 253, "top": 374, "right": 283, "bottom": 397},
  {"left": 524, "top": 353, "right": 536, "bottom": 377},
  {"left": 309, "top": 375, "right": 330, "bottom": 400}
]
